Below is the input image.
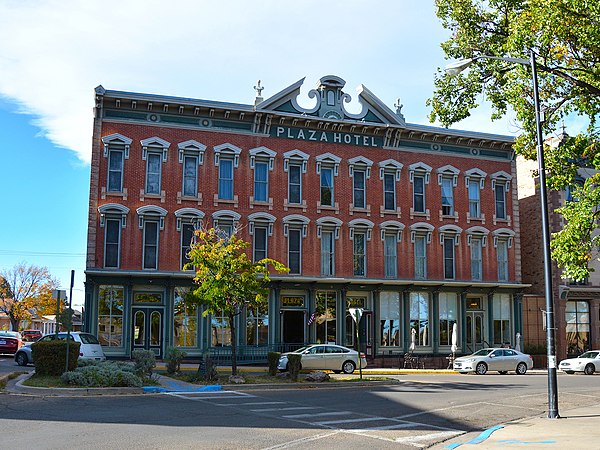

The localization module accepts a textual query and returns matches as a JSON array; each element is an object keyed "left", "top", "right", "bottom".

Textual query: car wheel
[
  {"left": 516, "top": 362, "right": 528, "bottom": 375},
  {"left": 15, "top": 352, "right": 28, "bottom": 366},
  {"left": 342, "top": 360, "right": 356, "bottom": 374},
  {"left": 498, "top": 371, "right": 508, "bottom": 375},
  {"left": 584, "top": 364, "right": 595, "bottom": 375},
  {"left": 475, "top": 362, "right": 488, "bottom": 375}
]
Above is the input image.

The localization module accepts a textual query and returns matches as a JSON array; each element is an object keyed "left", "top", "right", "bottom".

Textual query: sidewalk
[{"left": 434, "top": 403, "right": 600, "bottom": 449}]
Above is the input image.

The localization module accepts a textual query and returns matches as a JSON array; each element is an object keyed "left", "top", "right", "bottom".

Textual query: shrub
[
  {"left": 287, "top": 354, "right": 302, "bottom": 382},
  {"left": 267, "top": 352, "right": 281, "bottom": 376},
  {"left": 31, "top": 341, "right": 81, "bottom": 376},
  {"left": 61, "top": 361, "right": 142, "bottom": 387},
  {"left": 164, "top": 347, "right": 187, "bottom": 374},
  {"left": 132, "top": 349, "right": 156, "bottom": 378}
]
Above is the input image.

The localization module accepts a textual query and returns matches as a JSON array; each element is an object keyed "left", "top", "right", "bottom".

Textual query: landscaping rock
[
  {"left": 228, "top": 375, "right": 246, "bottom": 384},
  {"left": 304, "top": 371, "right": 330, "bottom": 382}
]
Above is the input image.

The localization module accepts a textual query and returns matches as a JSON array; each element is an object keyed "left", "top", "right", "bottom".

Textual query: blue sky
[{"left": 0, "top": 0, "right": 530, "bottom": 308}]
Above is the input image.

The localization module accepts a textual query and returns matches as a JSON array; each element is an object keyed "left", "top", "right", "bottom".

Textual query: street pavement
[{"left": 1, "top": 360, "right": 600, "bottom": 449}]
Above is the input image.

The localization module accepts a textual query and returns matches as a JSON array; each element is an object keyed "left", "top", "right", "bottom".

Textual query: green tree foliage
[
  {"left": 185, "top": 228, "right": 288, "bottom": 375},
  {"left": 0, "top": 263, "right": 59, "bottom": 330},
  {"left": 429, "top": 0, "right": 600, "bottom": 279}
]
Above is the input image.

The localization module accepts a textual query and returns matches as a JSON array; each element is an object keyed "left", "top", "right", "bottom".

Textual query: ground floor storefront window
[
  {"left": 173, "top": 287, "right": 198, "bottom": 347},
  {"left": 315, "top": 291, "right": 336, "bottom": 344},
  {"left": 410, "top": 292, "right": 430, "bottom": 347},
  {"left": 439, "top": 292, "right": 458, "bottom": 346},
  {"left": 211, "top": 311, "right": 231, "bottom": 347},
  {"left": 493, "top": 294, "right": 511, "bottom": 346},
  {"left": 247, "top": 307, "right": 268, "bottom": 345},
  {"left": 380, "top": 291, "right": 400, "bottom": 347},
  {"left": 566, "top": 300, "right": 590, "bottom": 355},
  {"left": 97, "top": 285, "right": 124, "bottom": 347}
]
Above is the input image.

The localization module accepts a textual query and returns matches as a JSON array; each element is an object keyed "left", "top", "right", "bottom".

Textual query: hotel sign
[{"left": 272, "top": 126, "right": 384, "bottom": 148}]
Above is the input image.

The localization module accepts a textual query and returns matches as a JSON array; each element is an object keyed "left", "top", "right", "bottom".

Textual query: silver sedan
[
  {"left": 278, "top": 344, "right": 367, "bottom": 374},
  {"left": 453, "top": 348, "right": 533, "bottom": 375}
]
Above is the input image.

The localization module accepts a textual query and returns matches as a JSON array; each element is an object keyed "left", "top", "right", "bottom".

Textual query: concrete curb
[{"left": 10, "top": 372, "right": 144, "bottom": 396}]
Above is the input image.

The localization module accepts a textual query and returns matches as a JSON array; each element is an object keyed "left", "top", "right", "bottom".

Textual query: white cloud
[{"left": 1, "top": 0, "right": 517, "bottom": 164}]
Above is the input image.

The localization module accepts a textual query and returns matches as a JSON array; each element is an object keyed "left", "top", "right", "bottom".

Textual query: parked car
[
  {"left": 21, "top": 329, "right": 43, "bottom": 342},
  {"left": 0, "top": 331, "right": 23, "bottom": 355},
  {"left": 277, "top": 344, "right": 367, "bottom": 374},
  {"left": 453, "top": 348, "right": 533, "bottom": 375},
  {"left": 559, "top": 350, "right": 600, "bottom": 375},
  {"left": 14, "top": 332, "right": 106, "bottom": 366}
]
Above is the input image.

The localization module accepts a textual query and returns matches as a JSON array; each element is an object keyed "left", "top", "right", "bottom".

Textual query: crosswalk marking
[
  {"left": 316, "top": 416, "right": 388, "bottom": 425},
  {"left": 251, "top": 406, "right": 318, "bottom": 412},
  {"left": 216, "top": 401, "right": 287, "bottom": 406},
  {"left": 282, "top": 411, "right": 351, "bottom": 419}
]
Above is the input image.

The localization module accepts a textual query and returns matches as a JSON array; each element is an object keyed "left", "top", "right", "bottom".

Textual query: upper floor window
[
  {"left": 409, "top": 162, "right": 432, "bottom": 215},
  {"left": 379, "top": 160, "right": 403, "bottom": 212},
  {"left": 212, "top": 210, "right": 241, "bottom": 240},
  {"left": 137, "top": 205, "right": 167, "bottom": 270},
  {"left": 348, "top": 156, "right": 373, "bottom": 210},
  {"left": 349, "top": 219, "right": 373, "bottom": 277},
  {"left": 248, "top": 212, "right": 276, "bottom": 262},
  {"left": 465, "top": 169, "right": 487, "bottom": 219},
  {"left": 493, "top": 228, "right": 514, "bottom": 282},
  {"left": 178, "top": 140, "right": 206, "bottom": 198},
  {"left": 439, "top": 225, "right": 462, "bottom": 280},
  {"left": 141, "top": 137, "right": 170, "bottom": 196},
  {"left": 283, "top": 214, "right": 309, "bottom": 275},
  {"left": 249, "top": 147, "right": 276, "bottom": 204},
  {"left": 380, "top": 221, "right": 403, "bottom": 279},
  {"left": 437, "top": 165, "right": 459, "bottom": 217},
  {"left": 102, "top": 134, "right": 131, "bottom": 194},
  {"left": 175, "top": 208, "right": 205, "bottom": 270},
  {"left": 467, "top": 226, "right": 489, "bottom": 281},
  {"left": 283, "top": 150, "right": 309, "bottom": 206},
  {"left": 566, "top": 178, "right": 584, "bottom": 203},
  {"left": 98, "top": 203, "right": 129, "bottom": 269},
  {"left": 214, "top": 143, "right": 242, "bottom": 201},
  {"left": 491, "top": 171, "right": 512, "bottom": 221},
  {"left": 410, "top": 222, "right": 433, "bottom": 279},
  {"left": 316, "top": 153, "right": 341, "bottom": 208},
  {"left": 317, "top": 217, "right": 341, "bottom": 276}
]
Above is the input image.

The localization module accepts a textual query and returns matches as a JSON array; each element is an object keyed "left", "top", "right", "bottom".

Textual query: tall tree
[
  {"left": 429, "top": 0, "right": 600, "bottom": 279},
  {"left": 185, "top": 228, "right": 288, "bottom": 375},
  {"left": 0, "top": 263, "right": 59, "bottom": 330}
]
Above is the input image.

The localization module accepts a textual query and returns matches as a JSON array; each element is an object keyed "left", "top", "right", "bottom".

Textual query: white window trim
[
  {"left": 141, "top": 137, "right": 170, "bottom": 161},
  {"left": 439, "top": 224, "right": 463, "bottom": 246},
  {"left": 283, "top": 214, "right": 310, "bottom": 238},
  {"left": 348, "top": 156, "right": 373, "bottom": 178},
  {"left": 315, "top": 152, "right": 341, "bottom": 176},
  {"left": 248, "top": 212, "right": 276, "bottom": 236},
  {"left": 378, "top": 159, "right": 403, "bottom": 181},
  {"left": 212, "top": 210, "right": 241, "bottom": 232},
  {"left": 490, "top": 170, "right": 512, "bottom": 191},
  {"left": 174, "top": 208, "right": 205, "bottom": 231},
  {"left": 409, "top": 222, "right": 434, "bottom": 244},
  {"left": 283, "top": 149, "right": 309, "bottom": 173},
  {"left": 379, "top": 220, "right": 404, "bottom": 241},
  {"left": 466, "top": 226, "right": 490, "bottom": 247},
  {"left": 102, "top": 133, "right": 132, "bottom": 159},
  {"left": 99, "top": 203, "right": 129, "bottom": 228},
  {"left": 437, "top": 164, "right": 460, "bottom": 186},
  {"left": 348, "top": 218, "right": 374, "bottom": 241},
  {"left": 137, "top": 205, "right": 168, "bottom": 230},
  {"left": 213, "top": 143, "right": 242, "bottom": 167},
  {"left": 492, "top": 228, "right": 515, "bottom": 248},
  {"left": 249, "top": 146, "right": 276, "bottom": 170},
  {"left": 178, "top": 140, "right": 206, "bottom": 165},
  {"left": 408, "top": 162, "right": 432, "bottom": 184},
  {"left": 316, "top": 216, "right": 342, "bottom": 239},
  {"left": 465, "top": 168, "right": 487, "bottom": 188}
]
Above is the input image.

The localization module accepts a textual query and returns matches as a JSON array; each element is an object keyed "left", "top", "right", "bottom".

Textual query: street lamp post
[{"left": 445, "top": 49, "right": 559, "bottom": 419}]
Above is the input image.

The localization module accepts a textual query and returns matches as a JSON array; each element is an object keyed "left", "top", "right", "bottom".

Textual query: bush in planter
[
  {"left": 267, "top": 352, "right": 281, "bottom": 376},
  {"left": 287, "top": 353, "right": 302, "bottom": 382},
  {"left": 31, "top": 340, "right": 81, "bottom": 376},
  {"left": 164, "top": 347, "right": 187, "bottom": 374},
  {"left": 61, "top": 361, "right": 142, "bottom": 387},
  {"left": 132, "top": 349, "right": 156, "bottom": 378}
]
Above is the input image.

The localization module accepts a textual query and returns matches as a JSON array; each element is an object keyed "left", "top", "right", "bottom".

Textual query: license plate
[{"left": 0, "top": 340, "right": 6, "bottom": 345}]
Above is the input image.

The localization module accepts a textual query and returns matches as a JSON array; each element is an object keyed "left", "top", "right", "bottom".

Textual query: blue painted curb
[
  {"left": 143, "top": 384, "right": 222, "bottom": 393},
  {"left": 444, "top": 425, "right": 504, "bottom": 448}
]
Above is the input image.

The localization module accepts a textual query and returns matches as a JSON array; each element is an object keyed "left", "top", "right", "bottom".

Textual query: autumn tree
[
  {"left": 428, "top": 0, "right": 600, "bottom": 279},
  {"left": 185, "top": 228, "right": 288, "bottom": 375},
  {"left": 0, "top": 263, "right": 59, "bottom": 330}
]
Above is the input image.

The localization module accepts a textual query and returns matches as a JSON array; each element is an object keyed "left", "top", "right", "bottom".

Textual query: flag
[{"left": 307, "top": 310, "right": 317, "bottom": 326}]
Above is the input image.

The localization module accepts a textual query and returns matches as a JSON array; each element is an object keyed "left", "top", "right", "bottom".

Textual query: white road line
[
  {"left": 395, "top": 430, "right": 463, "bottom": 444},
  {"left": 261, "top": 431, "right": 341, "bottom": 450},
  {"left": 251, "top": 406, "right": 318, "bottom": 412},
  {"left": 282, "top": 411, "right": 351, "bottom": 419},
  {"left": 216, "top": 401, "right": 287, "bottom": 406},
  {"left": 347, "top": 422, "right": 415, "bottom": 431},
  {"left": 316, "top": 416, "right": 388, "bottom": 425}
]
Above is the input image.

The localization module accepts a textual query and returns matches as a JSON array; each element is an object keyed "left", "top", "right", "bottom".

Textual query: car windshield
[
  {"left": 472, "top": 349, "right": 494, "bottom": 356},
  {"left": 79, "top": 334, "right": 100, "bottom": 344},
  {"left": 579, "top": 351, "right": 599, "bottom": 359}
]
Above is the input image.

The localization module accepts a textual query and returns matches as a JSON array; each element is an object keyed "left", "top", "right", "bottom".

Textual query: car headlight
[{"left": 464, "top": 358, "right": 475, "bottom": 363}]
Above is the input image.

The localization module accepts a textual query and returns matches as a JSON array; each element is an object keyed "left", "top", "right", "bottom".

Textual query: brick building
[
  {"left": 85, "top": 75, "right": 525, "bottom": 364},
  {"left": 519, "top": 132, "right": 600, "bottom": 360}
]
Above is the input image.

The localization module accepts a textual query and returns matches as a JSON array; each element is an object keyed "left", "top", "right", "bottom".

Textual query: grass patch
[{"left": 23, "top": 374, "right": 71, "bottom": 388}]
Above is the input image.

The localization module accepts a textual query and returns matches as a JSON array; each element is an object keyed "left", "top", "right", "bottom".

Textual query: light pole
[{"left": 445, "top": 49, "right": 559, "bottom": 419}]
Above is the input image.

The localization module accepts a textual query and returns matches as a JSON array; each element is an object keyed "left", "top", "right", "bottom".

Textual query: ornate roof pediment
[{"left": 256, "top": 75, "right": 405, "bottom": 126}]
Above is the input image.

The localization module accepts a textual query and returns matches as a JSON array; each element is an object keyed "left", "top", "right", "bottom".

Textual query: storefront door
[
  {"left": 281, "top": 310, "right": 305, "bottom": 346},
  {"left": 132, "top": 307, "right": 163, "bottom": 358},
  {"left": 466, "top": 311, "right": 485, "bottom": 352}
]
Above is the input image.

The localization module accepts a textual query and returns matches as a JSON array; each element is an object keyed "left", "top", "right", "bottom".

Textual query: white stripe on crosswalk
[
  {"left": 316, "top": 416, "right": 388, "bottom": 425},
  {"left": 251, "top": 406, "right": 318, "bottom": 412},
  {"left": 282, "top": 411, "right": 351, "bottom": 419}
]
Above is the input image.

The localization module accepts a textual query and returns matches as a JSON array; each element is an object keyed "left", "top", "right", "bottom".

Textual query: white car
[
  {"left": 559, "top": 350, "right": 600, "bottom": 375},
  {"left": 14, "top": 332, "right": 106, "bottom": 366},
  {"left": 278, "top": 344, "right": 367, "bottom": 374},
  {"left": 453, "top": 348, "right": 533, "bottom": 375}
]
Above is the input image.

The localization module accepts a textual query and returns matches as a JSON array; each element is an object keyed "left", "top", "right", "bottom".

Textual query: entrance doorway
[
  {"left": 466, "top": 311, "right": 485, "bottom": 353},
  {"left": 281, "top": 310, "right": 305, "bottom": 346},
  {"left": 132, "top": 307, "right": 163, "bottom": 358}
]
